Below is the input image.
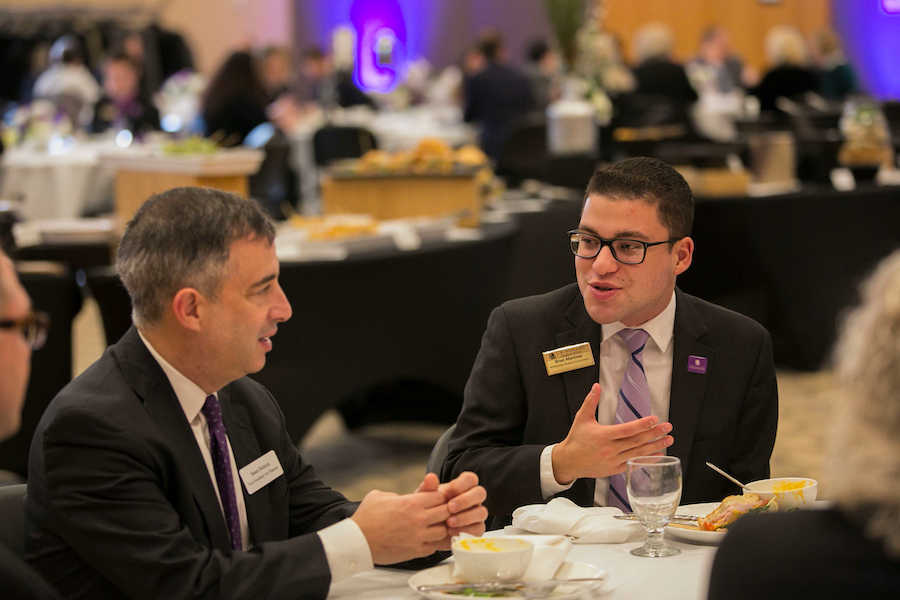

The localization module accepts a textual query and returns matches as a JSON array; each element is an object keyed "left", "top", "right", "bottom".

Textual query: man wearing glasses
[
  {"left": 443, "top": 157, "right": 777, "bottom": 523},
  {"left": 0, "top": 249, "right": 57, "bottom": 599}
]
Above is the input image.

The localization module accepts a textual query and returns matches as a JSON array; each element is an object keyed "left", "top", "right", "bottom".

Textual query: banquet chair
[
  {"left": 82, "top": 266, "right": 133, "bottom": 346},
  {"left": 426, "top": 424, "right": 456, "bottom": 475},
  {"left": 312, "top": 125, "right": 377, "bottom": 166},
  {"left": 0, "top": 484, "right": 27, "bottom": 557},
  {"left": 495, "top": 120, "right": 548, "bottom": 186}
]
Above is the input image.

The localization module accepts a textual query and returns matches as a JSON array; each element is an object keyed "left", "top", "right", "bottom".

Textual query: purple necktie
[
  {"left": 202, "top": 394, "right": 243, "bottom": 550},
  {"left": 608, "top": 329, "right": 652, "bottom": 511}
]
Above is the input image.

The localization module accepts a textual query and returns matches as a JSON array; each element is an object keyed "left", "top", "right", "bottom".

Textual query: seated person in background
[
  {"left": 0, "top": 250, "right": 58, "bottom": 599},
  {"left": 523, "top": 39, "right": 562, "bottom": 111},
  {"left": 750, "top": 25, "right": 819, "bottom": 113},
  {"left": 687, "top": 26, "right": 756, "bottom": 95},
  {"left": 631, "top": 22, "right": 698, "bottom": 104},
  {"left": 707, "top": 249, "right": 900, "bottom": 600},
  {"left": 32, "top": 34, "right": 101, "bottom": 128},
  {"left": 442, "top": 157, "right": 777, "bottom": 525},
  {"left": 201, "top": 51, "right": 270, "bottom": 146},
  {"left": 810, "top": 29, "right": 857, "bottom": 101},
  {"left": 300, "top": 47, "right": 375, "bottom": 109},
  {"left": 91, "top": 52, "right": 161, "bottom": 136},
  {"left": 260, "top": 45, "right": 296, "bottom": 102},
  {"left": 463, "top": 30, "right": 533, "bottom": 160},
  {"left": 25, "top": 187, "right": 487, "bottom": 599}
]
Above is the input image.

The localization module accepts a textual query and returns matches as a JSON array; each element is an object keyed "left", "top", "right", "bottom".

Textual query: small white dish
[
  {"left": 744, "top": 478, "right": 818, "bottom": 510},
  {"left": 408, "top": 561, "right": 607, "bottom": 599},
  {"left": 664, "top": 502, "right": 727, "bottom": 545}
]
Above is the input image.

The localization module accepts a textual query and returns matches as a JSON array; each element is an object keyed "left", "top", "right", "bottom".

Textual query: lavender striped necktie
[
  {"left": 608, "top": 329, "right": 652, "bottom": 511},
  {"left": 202, "top": 394, "right": 243, "bottom": 550}
]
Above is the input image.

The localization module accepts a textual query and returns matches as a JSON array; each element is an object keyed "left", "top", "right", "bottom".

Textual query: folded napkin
[
  {"left": 451, "top": 532, "right": 572, "bottom": 582},
  {"left": 508, "top": 497, "right": 645, "bottom": 544}
]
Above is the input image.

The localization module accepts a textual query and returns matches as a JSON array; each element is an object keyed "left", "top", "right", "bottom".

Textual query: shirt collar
[
  {"left": 600, "top": 291, "right": 676, "bottom": 352},
  {"left": 138, "top": 330, "right": 214, "bottom": 423}
]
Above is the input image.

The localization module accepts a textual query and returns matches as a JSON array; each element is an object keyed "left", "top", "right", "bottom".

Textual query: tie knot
[
  {"left": 618, "top": 328, "right": 650, "bottom": 354},
  {"left": 201, "top": 394, "right": 222, "bottom": 427}
]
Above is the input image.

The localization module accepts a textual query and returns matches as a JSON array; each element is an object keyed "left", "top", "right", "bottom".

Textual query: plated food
[
  {"left": 698, "top": 492, "right": 778, "bottom": 531},
  {"left": 409, "top": 562, "right": 607, "bottom": 599},
  {"left": 333, "top": 138, "right": 490, "bottom": 178}
]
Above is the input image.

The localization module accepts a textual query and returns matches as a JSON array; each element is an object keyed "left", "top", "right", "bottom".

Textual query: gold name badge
[{"left": 542, "top": 342, "right": 595, "bottom": 376}]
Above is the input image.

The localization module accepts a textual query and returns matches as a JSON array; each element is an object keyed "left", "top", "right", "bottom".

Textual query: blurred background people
[
  {"left": 750, "top": 24, "right": 819, "bottom": 113},
  {"left": 200, "top": 50, "right": 269, "bottom": 147},
  {"left": 631, "top": 22, "right": 698, "bottom": 104},
  {"left": 91, "top": 52, "right": 160, "bottom": 136},
  {"left": 707, "top": 249, "right": 900, "bottom": 600},
  {"left": 811, "top": 29, "right": 858, "bottom": 101},
  {"left": 259, "top": 45, "right": 296, "bottom": 102},
  {"left": 300, "top": 46, "right": 374, "bottom": 109},
  {"left": 0, "top": 249, "right": 58, "bottom": 599},
  {"left": 31, "top": 34, "right": 100, "bottom": 128},
  {"left": 463, "top": 30, "right": 533, "bottom": 160},
  {"left": 687, "top": 25, "right": 756, "bottom": 95},
  {"left": 523, "top": 39, "right": 562, "bottom": 111}
]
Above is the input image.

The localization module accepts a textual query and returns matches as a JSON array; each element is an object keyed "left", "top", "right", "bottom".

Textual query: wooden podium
[{"left": 101, "top": 149, "right": 264, "bottom": 227}]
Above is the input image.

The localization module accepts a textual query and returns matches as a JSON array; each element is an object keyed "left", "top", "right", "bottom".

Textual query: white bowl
[
  {"left": 451, "top": 537, "right": 534, "bottom": 583},
  {"left": 745, "top": 477, "right": 817, "bottom": 510}
]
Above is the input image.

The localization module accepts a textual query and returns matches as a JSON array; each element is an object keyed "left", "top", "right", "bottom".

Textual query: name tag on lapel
[
  {"left": 239, "top": 450, "right": 284, "bottom": 495},
  {"left": 542, "top": 342, "right": 595, "bottom": 376}
]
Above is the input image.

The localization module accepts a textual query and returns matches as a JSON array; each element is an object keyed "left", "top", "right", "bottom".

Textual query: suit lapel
[
  {"left": 113, "top": 327, "right": 233, "bottom": 551},
  {"left": 218, "top": 387, "right": 276, "bottom": 545},
  {"left": 668, "top": 290, "right": 714, "bottom": 472},
  {"left": 556, "top": 294, "right": 601, "bottom": 502}
]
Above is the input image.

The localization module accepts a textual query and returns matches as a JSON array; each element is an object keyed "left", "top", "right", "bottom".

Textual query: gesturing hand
[{"left": 551, "top": 383, "right": 673, "bottom": 485}]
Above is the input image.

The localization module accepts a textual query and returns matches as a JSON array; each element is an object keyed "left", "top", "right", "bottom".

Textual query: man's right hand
[
  {"left": 350, "top": 488, "right": 452, "bottom": 565},
  {"left": 551, "top": 383, "right": 674, "bottom": 485}
]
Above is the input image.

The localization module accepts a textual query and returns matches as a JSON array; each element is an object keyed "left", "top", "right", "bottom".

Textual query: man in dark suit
[
  {"left": 25, "top": 187, "right": 487, "bottom": 599},
  {"left": 0, "top": 250, "right": 58, "bottom": 600},
  {"left": 443, "top": 157, "right": 777, "bottom": 522},
  {"left": 463, "top": 32, "right": 533, "bottom": 160}
]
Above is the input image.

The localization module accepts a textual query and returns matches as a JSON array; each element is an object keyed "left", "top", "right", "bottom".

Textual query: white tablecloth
[
  {"left": 327, "top": 536, "right": 716, "bottom": 599},
  {"left": 0, "top": 139, "right": 123, "bottom": 220}
]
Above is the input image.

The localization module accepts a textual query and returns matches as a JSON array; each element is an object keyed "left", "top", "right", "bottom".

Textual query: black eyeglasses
[
  {"left": 568, "top": 230, "right": 680, "bottom": 265},
  {"left": 0, "top": 311, "right": 50, "bottom": 350}
]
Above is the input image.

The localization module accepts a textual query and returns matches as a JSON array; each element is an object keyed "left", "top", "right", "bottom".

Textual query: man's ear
[
  {"left": 171, "top": 288, "right": 205, "bottom": 332},
  {"left": 673, "top": 236, "right": 694, "bottom": 276}
]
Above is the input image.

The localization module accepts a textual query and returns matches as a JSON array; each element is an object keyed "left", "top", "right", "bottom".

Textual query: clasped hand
[
  {"left": 351, "top": 471, "right": 487, "bottom": 565},
  {"left": 552, "top": 383, "right": 674, "bottom": 485}
]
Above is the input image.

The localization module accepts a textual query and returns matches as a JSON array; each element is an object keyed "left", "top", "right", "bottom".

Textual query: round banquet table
[{"left": 327, "top": 536, "right": 717, "bottom": 599}]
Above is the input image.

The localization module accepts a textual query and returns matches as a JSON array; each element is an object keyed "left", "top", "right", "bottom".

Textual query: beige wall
[
  {"left": 0, "top": 0, "right": 293, "bottom": 74},
  {"left": 603, "top": 0, "right": 831, "bottom": 69}
]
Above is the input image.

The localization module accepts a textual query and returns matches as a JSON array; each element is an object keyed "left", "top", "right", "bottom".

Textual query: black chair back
[
  {"left": 312, "top": 125, "right": 377, "bottom": 166},
  {"left": 82, "top": 266, "right": 132, "bottom": 346}
]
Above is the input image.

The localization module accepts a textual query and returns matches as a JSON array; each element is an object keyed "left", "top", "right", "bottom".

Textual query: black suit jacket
[
  {"left": 25, "top": 327, "right": 359, "bottom": 600},
  {"left": 708, "top": 509, "right": 900, "bottom": 600},
  {"left": 0, "top": 546, "right": 60, "bottom": 600},
  {"left": 463, "top": 62, "right": 533, "bottom": 159},
  {"left": 443, "top": 285, "right": 777, "bottom": 520}
]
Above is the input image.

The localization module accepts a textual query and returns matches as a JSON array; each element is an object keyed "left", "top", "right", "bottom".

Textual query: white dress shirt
[
  {"left": 139, "top": 332, "right": 372, "bottom": 582},
  {"left": 539, "top": 291, "right": 677, "bottom": 505}
]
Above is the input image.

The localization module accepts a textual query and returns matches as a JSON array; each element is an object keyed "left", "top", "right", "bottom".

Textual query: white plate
[
  {"left": 408, "top": 561, "right": 607, "bottom": 599},
  {"left": 664, "top": 502, "right": 726, "bottom": 545}
]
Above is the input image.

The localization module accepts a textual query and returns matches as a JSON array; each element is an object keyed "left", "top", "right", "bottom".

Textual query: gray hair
[
  {"left": 826, "top": 249, "right": 900, "bottom": 558},
  {"left": 116, "top": 187, "right": 275, "bottom": 328}
]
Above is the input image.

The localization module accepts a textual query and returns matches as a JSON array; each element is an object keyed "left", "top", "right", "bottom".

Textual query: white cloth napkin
[
  {"left": 451, "top": 532, "right": 572, "bottom": 582},
  {"left": 508, "top": 497, "right": 645, "bottom": 544}
]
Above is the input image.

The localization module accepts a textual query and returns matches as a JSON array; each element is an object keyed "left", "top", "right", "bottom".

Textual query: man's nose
[
  {"left": 591, "top": 244, "right": 619, "bottom": 274},
  {"left": 272, "top": 284, "right": 293, "bottom": 323}
]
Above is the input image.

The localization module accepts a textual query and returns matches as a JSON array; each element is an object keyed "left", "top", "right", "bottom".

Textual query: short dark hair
[
  {"left": 584, "top": 157, "right": 693, "bottom": 239},
  {"left": 478, "top": 31, "right": 503, "bottom": 63},
  {"left": 527, "top": 40, "right": 550, "bottom": 63},
  {"left": 117, "top": 187, "right": 275, "bottom": 327}
]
